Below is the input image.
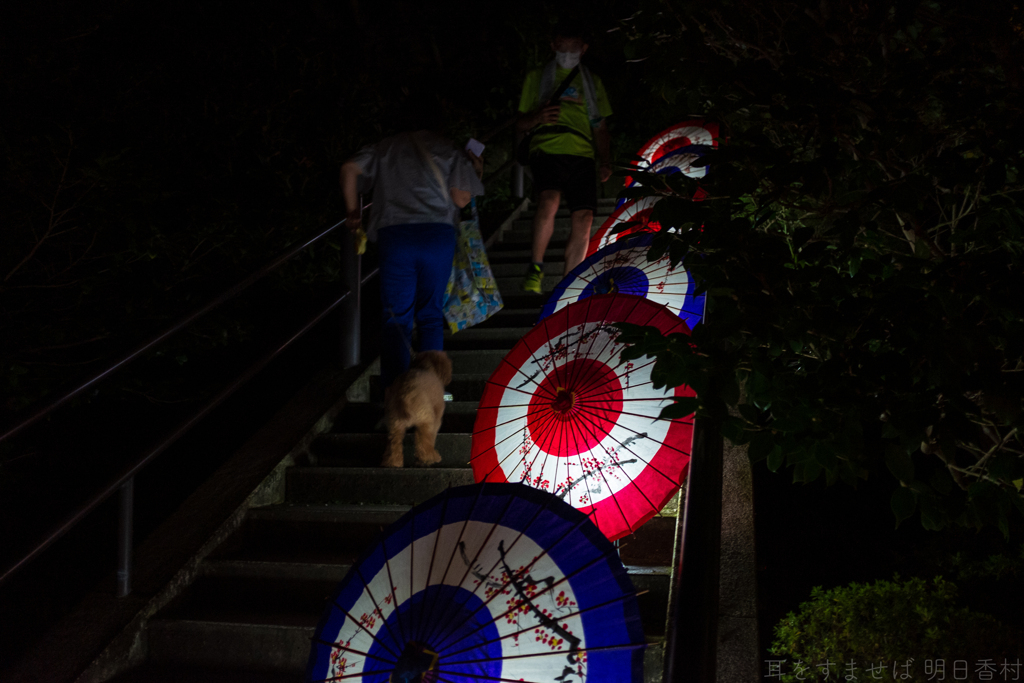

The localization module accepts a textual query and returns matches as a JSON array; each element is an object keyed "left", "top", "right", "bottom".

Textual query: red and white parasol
[
  {"left": 624, "top": 120, "right": 720, "bottom": 188},
  {"left": 587, "top": 196, "right": 665, "bottom": 257},
  {"left": 471, "top": 294, "right": 695, "bottom": 541}
]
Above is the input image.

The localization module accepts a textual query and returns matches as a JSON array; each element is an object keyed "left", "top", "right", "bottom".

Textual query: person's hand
[
  {"left": 598, "top": 162, "right": 613, "bottom": 183},
  {"left": 466, "top": 150, "right": 484, "bottom": 179},
  {"left": 534, "top": 104, "right": 560, "bottom": 127},
  {"left": 347, "top": 208, "right": 363, "bottom": 233}
]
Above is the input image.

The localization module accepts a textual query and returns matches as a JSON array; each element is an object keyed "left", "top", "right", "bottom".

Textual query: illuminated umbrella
[
  {"left": 623, "top": 119, "right": 719, "bottom": 190},
  {"left": 471, "top": 294, "right": 695, "bottom": 541},
  {"left": 587, "top": 196, "right": 664, "bottom": 257},
  {"left": 306, "top": 482, "right": 645, "bottom": 683},
  {"left": 540, "top": 234, "right": 704, "bottom": 332}
]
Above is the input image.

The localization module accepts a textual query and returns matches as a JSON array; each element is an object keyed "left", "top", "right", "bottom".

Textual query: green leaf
[
  {"left": 885, "top": 445, "right": 915, "bottom": 483},
  {"left": 748, "top": 431, "right": 772, "bottom": 463},
  {"left": 891, "top": 487, "right": 917, "bottom": 526},
  {"left": 660, "top": 397, "right": 700, "bottom": 420},
  {"left": 814, "top": 444, "right": 838, "bottom": 472},
  {"left": 767, "top": 444, "right": 784, "bottom": 472}
]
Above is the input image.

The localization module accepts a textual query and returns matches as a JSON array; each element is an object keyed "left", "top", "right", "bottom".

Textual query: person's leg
[
  {"left": 564, "top": 208, "right": 595, "bottom": 274},
  {"left": 561, "top": 155, "right": 599, "bottom": 274},
  {"left": 530, "top": 189, "right": 562, "bottom": 264},
  {"left": 413, "top": 224, "right": 457, "bottom": 353},
  {"left": 377, "top": 226, "right": 418, "bottom": 389}
]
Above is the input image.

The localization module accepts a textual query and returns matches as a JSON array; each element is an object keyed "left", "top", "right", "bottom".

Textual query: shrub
[{"left": 770, "top": 576, "right": 1021, "bottom": 682}]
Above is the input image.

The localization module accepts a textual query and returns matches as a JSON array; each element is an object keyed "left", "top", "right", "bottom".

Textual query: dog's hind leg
[
  {"left": 413, "top": 420, "right": 442, "bottom": 467},
  {"left": 381, "top": 422, "right": 406, "bottom": 468}
]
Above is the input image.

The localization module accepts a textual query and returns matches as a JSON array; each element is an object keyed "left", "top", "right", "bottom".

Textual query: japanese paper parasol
[
  {"left": 622, "top": 119, "right": 719, "bottom": 190},
  {"left": 306, "top": 482, "right": 645, "bottom": 683},
  {"left": 540, "top": 234, "right": 705, "bottom": 332},
  {"left": 587, "top": 196, "right": 665, "bottom": 258},
  {"left": 471, "top": 294, "right": 695, "bottom": 541}
]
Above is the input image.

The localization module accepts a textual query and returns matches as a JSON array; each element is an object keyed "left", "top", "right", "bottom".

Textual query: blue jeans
[{"left": 377, "top": 223, "right": 456, "bottom": 389}]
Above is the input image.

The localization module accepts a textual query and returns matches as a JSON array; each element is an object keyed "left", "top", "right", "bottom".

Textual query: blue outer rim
[
  {"left": 306, "top": 482, "right": 645, "bottom": 683},
  {"left": 539, "top": 234, "right": 703, "bottom": 329}
]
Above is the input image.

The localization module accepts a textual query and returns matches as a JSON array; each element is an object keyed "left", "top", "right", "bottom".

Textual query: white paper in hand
[{"left": 465, "top": 138, "right": 485, "bottom": 157}]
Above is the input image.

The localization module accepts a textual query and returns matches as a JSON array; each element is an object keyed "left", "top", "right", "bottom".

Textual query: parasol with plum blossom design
[
  {"left": 305, "top": 482, "right": 645, "bottom": 683},
  {"left": 540, "top": 234, "right": 704, "bottom": 332},
  {"left": 586, "top": 196, "right": 665, "bottom": 258},
  {"left": 622, "top": 119, "right": 719, "bottom": 194},
  {"left": 471, "top": 294, "right": 695, "bottom": 542}
]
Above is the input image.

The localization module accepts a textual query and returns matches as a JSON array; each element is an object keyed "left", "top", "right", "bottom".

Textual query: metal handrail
[
  {"left": 0, "top": 290, "right": 350, "bottom": 591},
  {"left": 663, "top": 415, "right": 723, "bottom": 683},
  {"left": 0, "top": 209, "right": 375, "bottom": 595},
  {"left": 0, "top": 213, "right": 363, "bottom": 446}
]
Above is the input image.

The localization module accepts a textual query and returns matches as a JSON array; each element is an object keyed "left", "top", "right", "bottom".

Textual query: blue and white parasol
[
  {"left": 540, "top": 234, "right": 704, "bottom": 332},
  {"left": 306, "top": 482, "right": 645, "bottom": 683}
]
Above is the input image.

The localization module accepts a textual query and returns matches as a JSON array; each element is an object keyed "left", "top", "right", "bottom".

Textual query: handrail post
[
  {"left": 512, "top": 162, "right": 524, "bottom": 199},
  {"left": 663, "top": 414, "right": 723, "bottom": 683},
  {"left": 340, "top": 199, "right": 362, "bottom": 369},
  {"left": 116, "top": 477, "right": 134, "bottom": 597}
]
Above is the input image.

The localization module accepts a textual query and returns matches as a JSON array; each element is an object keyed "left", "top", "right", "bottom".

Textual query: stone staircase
[{"left": 109, "top": 198, "right": 677, "bottom": 682}]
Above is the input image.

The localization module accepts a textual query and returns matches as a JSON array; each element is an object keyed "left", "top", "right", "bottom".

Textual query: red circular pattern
[
  {"left": 472, "top": 295, "right": 697, "bottom": 541},
  {"left": 527, "top": 358, "right": 623, "bottom": 457}
]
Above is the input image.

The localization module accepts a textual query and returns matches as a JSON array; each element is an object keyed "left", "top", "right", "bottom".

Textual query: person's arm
[
  {"left": 516, "top": 104, "right": 561, "bottom": 133},
  {"left": 340, "top": 160, "right": 363, "bottom": 231},
  {"left": 466, "top": 150, "right": 483, "bottom": 180},
  {"left": 594, "top": 119, "right": 612, "bottom": 183},
  {"left": 449, "top": 148, "right": 486, "bottom": 209},
  {"left": 450, "top": 188, "right": 472, "bottom": 208}
]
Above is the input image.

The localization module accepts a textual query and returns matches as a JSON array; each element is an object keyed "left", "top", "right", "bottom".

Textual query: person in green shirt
[{"left": 516, "top": 19, "right": 613, "bottom": 293}]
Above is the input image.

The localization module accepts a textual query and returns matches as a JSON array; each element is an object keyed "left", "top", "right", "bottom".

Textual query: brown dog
[{"left": 381, "top": 350, "right": 453, "bottom": 468}]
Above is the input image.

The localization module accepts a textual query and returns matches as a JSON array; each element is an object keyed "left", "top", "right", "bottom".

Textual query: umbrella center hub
[
  {"left": 392, "top": 641, "right": 438, "bottom": 683},
  {"left": 552, "top": 388, "right": 576, "bottom": 414},
  {"left": 595, "top": 277, "right": 619, "bottom": 295}
]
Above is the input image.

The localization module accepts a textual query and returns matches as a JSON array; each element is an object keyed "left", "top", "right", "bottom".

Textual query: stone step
[
  {"left": 286, "top": 466, "right": 476, "bottom": 506},
  {"left": 446, "top": 348, "right": 509, "bottom": 375},
  {"left": 492, "top": 294, "right": 547, "bottom": 312},
  {"left": 443, "top": 326, "right": 533, "bottom": 350},
  {"left": 496, "top": 275, "right": 559, "bottom": 295},
  {"left": 308, "top": 431, "right": 472, "bottom": 468},
  {"left": 203, "top": 552, "right": 669, "bottom": 599},
  {"left": 147, "top": 620, "right": 314, "bottom": 673},
  {"left": 203, "top": 557, "right": 670, "bottom": 636},
  {"left": 511, "top": 216, "right": 577, "bottom": 231},
  {"left": 329, "top": 401, "right": 479, "bottom": 434},
  {"left": 145, "top": 562, "right": 668, "bottom": 673},
  {"left": 486, "top": 247, "right": 565, "bottom": 263},
  {"left": 144, "top": 622, "right": 663, "bottom": 679},
  {"left": 447, "top": 372, "right": 492, "bottom": 401},
  {"left": 210, "top": 505, "right": 674, "bottom": 588},
  {"left": 210, "top": 504, "right": 410, "bottom": 566},
  {"left": 525, "top": 197, "right": 618, "bottom": 217},
  {"left": 107, "top": 663, "right": 300, "bottom": 682},
  {"left": 489, "top": 261, "right": 563, "bottom": 277},
  {"left": 472, "top": 307, "right": 540, "bottom": 328},
  {"left": 499, "top": 227, "right": 573, "bottom": 244}
]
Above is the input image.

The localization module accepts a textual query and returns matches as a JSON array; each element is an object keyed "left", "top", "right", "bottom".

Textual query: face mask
[{"left": 555, "top": 51, "right": 581, "bottom": 69}]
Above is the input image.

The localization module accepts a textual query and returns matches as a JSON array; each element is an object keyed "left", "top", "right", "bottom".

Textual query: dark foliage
[{"left": 615, "top": 0, "right": 1024, "bottom": 532}]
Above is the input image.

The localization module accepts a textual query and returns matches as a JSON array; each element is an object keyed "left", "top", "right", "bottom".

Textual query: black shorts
[{"left": 529, "top": 153, "right": 597, "bottom": 214}]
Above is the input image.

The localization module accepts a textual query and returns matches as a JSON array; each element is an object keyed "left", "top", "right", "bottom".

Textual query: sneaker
[{"left": 521, "top": 263, "right": 544, "bottom": 294}]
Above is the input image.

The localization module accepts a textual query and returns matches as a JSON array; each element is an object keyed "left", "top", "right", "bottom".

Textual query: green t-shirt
[{"left": 518, "top": 65, "right": 613, "bottom": 159}]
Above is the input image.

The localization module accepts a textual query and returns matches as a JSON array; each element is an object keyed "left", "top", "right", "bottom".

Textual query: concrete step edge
[
  {"left": 201, "top": 558, "right": 668, "bottom": 582},
  {"left": 201, "top": 559, "right": 354, "bottom": 582},
  {"left": 248, "top": 503, "right": 412, "bottom": 523},
  {"left": 147, "top": 619, "right": 313, "bottom": 672}
]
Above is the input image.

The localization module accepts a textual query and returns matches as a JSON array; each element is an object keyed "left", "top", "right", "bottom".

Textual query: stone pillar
[{"left": 717, "top": 438, "right": 760, "bottom": 681}]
